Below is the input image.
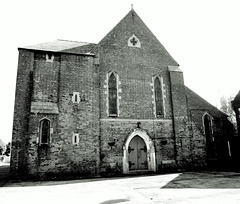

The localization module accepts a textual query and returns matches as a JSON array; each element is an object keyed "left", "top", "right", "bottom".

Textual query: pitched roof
[
  {"left": 20, "top": 39, "right": 96, "bottom": 54},
  {"left": 62, "top": 43, "right": 96, "bottom": 54},
  {"left": 185, "top": 86, "right": 227, "bottom": 119},
  {"left": 19, "top": 9, "right": 178, "bottom": 64},
  {"left": 93, "top": 9, "right": 178, "bottom": 66}
]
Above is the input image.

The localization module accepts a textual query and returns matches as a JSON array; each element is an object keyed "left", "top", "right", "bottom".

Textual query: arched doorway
[
  {"left": 128, "top": 136, "right": 148, "bottom": 170},
  {"left": 123, "top": 129, "right": 156, "bottom": 174}
]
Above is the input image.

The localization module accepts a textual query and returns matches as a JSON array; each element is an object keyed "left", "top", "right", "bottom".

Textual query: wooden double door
[{"left": 128, "top": 136, "right": 148, "bottom": 170}]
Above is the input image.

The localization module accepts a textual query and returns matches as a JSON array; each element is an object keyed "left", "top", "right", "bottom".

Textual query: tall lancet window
[
  {"left": 154, "top": 77, "right": 163, "bottom": 117},
  {"left": 108, "top": 73, "right": 118, "bottom": 116},
  {"left": 39, "top": 118, "right": 50, "bottom": 145}
]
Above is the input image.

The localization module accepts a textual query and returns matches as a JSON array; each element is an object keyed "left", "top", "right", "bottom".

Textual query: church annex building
[{"left": 11, "top": 9, "right": 234, "bottom": 179}]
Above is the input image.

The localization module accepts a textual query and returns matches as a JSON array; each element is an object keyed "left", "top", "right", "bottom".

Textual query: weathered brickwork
[
  {"left": 169, "top": 68, "right": 191, "bottom": 167},
  {"left": 188, "top": 111, "right": 232, "bottom": 168},
  {"left": 99, "top": 119, "right": 175, "bottom": 174},
  {"left": 186, "top": 87, "right": 233, "bottom": 168},
  {"left": 94, "top": 10, "right": 177, "bottom": 121},
  {"left": 56, "top": 54, "right": 100, "bottom": 177},
  {"left": 32, "top": 52, "right": 60, "bottom": 103},
  {"left": 11, "top": 50, "right": 34, "bottom": 177},
  {"left": 10, "top": 9, "right": 234, "bottom": 179},
  {"left": 11, "top": 51, "right": 100, "bottom": 179}
]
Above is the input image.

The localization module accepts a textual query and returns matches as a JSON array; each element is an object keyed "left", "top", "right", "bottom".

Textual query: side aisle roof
[{"left": 19, "top": 39, "right": 96, "bottom": 55}]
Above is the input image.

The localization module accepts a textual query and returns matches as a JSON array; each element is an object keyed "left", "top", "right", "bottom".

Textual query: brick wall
[
  {"left": 186, "top": 86, "right": 233, "bottom": 169},
  {"left": 32, "top": 52, "right": 60, "bottom": 103},
  {"left": 94, "top": 10, "right": 181, "bottom": 174},
  {"left": 11, "top": 9, "right": 235, "bottom": 179},
  {"left": 56, "top": 54, "right": 100, "bottom": 177},
  {"left": 99, "top": 119, "right": 175, "bottom": 174},
  {"left": 188, "top": 109, "right": 231, "bottom": 168},
  {"left": 10, "top": 49, "right": 34, "bottom": 178},
  {"left": 169, "top": 68, "right": 191, "bottom": 167},
  {"left": 15, "top": 52, "right": 100, "bottom": 179}
]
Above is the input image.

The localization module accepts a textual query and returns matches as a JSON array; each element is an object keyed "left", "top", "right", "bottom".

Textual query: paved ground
[{"left": 1, "top": 166, "right": 240, "bottom": 203}]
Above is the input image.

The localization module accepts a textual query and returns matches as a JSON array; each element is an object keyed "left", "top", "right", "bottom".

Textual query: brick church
[{"left": 11, "top": 9, "right": 234, "bottom": 179}]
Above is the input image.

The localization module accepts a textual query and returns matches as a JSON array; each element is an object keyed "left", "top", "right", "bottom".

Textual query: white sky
[{"left": 0, "top": 0, "right": 239, "bottom": 144}]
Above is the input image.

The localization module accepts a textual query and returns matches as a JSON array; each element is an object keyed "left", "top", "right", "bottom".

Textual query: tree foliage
[
  {"left": 3, "top": 142, "right": 11, "bottom": 156},
  {"left": 220, "top": 95, "right": 236, "bottom": 125},
  {"left": 0, "top": 146, "right": 3, "bottom": 155}
]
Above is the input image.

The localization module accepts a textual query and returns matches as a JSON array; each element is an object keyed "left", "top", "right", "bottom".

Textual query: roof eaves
[
  {"left": 18, "top": 47, "right": 95, "bottom": 57},
  {"left": 185, "top": 86, "right": 228, "bottom": 118}
]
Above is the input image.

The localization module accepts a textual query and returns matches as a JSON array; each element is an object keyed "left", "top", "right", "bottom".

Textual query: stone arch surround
[{"left": 123, "top": 129, "right": 156, "bottom": 174}]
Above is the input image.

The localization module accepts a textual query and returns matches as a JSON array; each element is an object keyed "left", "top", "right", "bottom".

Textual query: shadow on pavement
[
  {"left": 3, "top": 169, "right": 240, "bottom": 189},
  {"left": 3, "top": 172, "right": 159, "bottom": 187},
  {"left": 0, "top": 164, "right": 10, "bottom": 187},
  {"left": 162, "top": 171, "right": 240, "bottom": 188}
]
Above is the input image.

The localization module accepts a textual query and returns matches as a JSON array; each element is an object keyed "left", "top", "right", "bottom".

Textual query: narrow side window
[
  {"left": 203, "top": 113, "right": 214, "bottom": 157},
  {"left": 72, "top": 92, "right": 80, "bottom": 103},
  {"left": 72, "top": 133, "right": 79, "bottom": 145},
  {"left": 154, "top": 77, "right": 163, "bottom": 117},
  {"left": 203, "top": 114, "right": 213, "bottom": 136},
  {"left": 108, "top": 73, "right": 118, "bottom": 116},
  {"left": 39, "top": 119, "right": 50, "bottom": 145},
  {"left": 75, "top": 94, "right": 78, "bottom": 103}
]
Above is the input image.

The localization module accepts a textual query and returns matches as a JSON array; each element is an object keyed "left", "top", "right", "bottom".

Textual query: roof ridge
[{"left": 57, "top": 39, "right": 92, "bottom": 44}]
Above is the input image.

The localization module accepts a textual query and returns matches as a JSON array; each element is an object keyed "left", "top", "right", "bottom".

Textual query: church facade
[{"left": 10, "top": 9, "right": 233, "bottom": 179}]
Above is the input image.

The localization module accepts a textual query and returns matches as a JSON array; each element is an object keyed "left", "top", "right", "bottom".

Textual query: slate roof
[
  {"left": 62, "top": 43, "right": 96, "bottom": 54},
  {"left": 19, "top": 9, "right": 178, "bottom": 64},
  {"left": 185, "top": 86, "right": 227, "bottom": 119},
  {"left": 20, "top": 39, "right": 96, "bottom": 54}
]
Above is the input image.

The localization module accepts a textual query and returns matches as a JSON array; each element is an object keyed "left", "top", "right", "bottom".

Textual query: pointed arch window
[
  {"left": 203, "top": 113, "right": 213, "bottom": 136},
  {"left": 203, "top": 113, "right": 214, "bottom": 156},
  {"left": 154, "top": 77, "right": 163, "bottom": 117},
  {"left": 108, "top": 73, "right": 118, "bottom": 116},
  {"left": 39, "top": 118, "right": 50, "bottom": 145}
]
